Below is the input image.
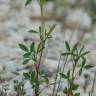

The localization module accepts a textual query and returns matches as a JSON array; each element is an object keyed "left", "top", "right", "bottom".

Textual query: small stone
[
  {"left": 0, "top": 71, "right": 14, "bottom": 81},
  {"left": 24, "top": 81, "right": 33, "bottom": 96},
  {"left": 65, "top": 9, "right": 92, "bottom": 30},
  {"left": 44, "top": 59, "right": 59, "bottom": 73}
]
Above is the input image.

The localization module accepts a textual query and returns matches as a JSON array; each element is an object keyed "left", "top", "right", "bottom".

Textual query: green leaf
[
  {"left": 44, "top": 76, "right": 49, "bottom": 85},
  {"left": 74, "top": 93, "right": 80, "bottom": 96},
  {"left": 23, "top": 52, "right": 31, "bottom": 58},
  {"left": 32, "top": 54, "right": 37, "bottom": 62},
  {"left": 79, "top": 68, "right": 82, "bottom": 76},
  {"left": 47, "top": 24, "right": 56, "bottom": 37},
  {"left": 67, "top": 70, "right": 70, "bottom": 79},
  {"left": 72, "top": 83, "right": 79, "bottom": 90},
  {"left": 37, "top": 42, "right": 42, "bottom": 53},
  {"left": 28, "top": 29, "right": 38, "bottom": 33},
  {"left": 40, "top": 70, "right": 49, "bottom": 85},
  {"left": 23, "top": 73, "right": 30, "bottom": 79},
  {"left": 71, "top": 43, "right": 78, "bottom": 54},
  {"left": 84, "top": 65, "right": 93, "bottom": 69},
  {"left": 79, "top": 46, "right": 84, "bottom": 55},
  {"left": 39, "top": 26, "right": 44, "bottom": 41},
  {"left": 81, "top": 58, "right": 86, "bottom": 68},
  {"left": 23, "top": 59, "right": 30, "bottom": 65},
  {"left": 31, "top": 71, "right": 35, "bottom": 82},
  {"left": 19, "top": 44, "right": 29, "bottom": 52},
  {"left": 61, "top": 52, "right": 77, "bottom": 56},
  {"left": 45, "top": 0, "right": 56, "bottom": 2},
  {"left": 63, "top": 87, "right": 68, "bottom": 94},
  {"left": 65, "top": 41, "right": 70, "bottom": 51},
  {"left": 30, "top": 42, "right": 35, "bottom": 52},
  {"left": 80, "top": 51, "right": 90, "bottom": 57},
  {"left": 25, "top": 0, "right": 32, "bottom": 6},
  {"left": 60, "top": 73, "right": 67, "bottom": 79},
  {"left": 14, "top": 80, "right": 18, "bottom": 84}
]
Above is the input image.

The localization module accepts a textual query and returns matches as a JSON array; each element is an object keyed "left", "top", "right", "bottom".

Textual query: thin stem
[
  {"left": 39, "top": 82, "right": 56, "bottom": 95},
  {"left": 52, "top": 55, "right": 62, "bottom": 96},
  {"left": 56, "top": 55, "right": 68, "bottom": 96},
  {"left": 91, "top": 72, "right": 96, "bottom": 96},
  {"left": 35, "top": 2, "right": 45, "bottom": 96},
  {"left": 56, "top": 30, "right": 74, "bottom": 96}
]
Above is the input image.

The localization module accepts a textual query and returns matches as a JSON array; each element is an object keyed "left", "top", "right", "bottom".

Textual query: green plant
[
  {"left": 13, "top": 0, "right": 93, "bottom": 96},
  {"left": 59, "top": 41, "right": 93, "bottom": 96},
  {"left": 14, "top": 80, "right": 25, "bottom": 96},
  {"left": 18, "top": 0, "right": 56, "bottom": 96}
]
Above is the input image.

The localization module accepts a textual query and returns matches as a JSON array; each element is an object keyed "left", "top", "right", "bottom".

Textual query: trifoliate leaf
[{"left": 19, "top": 44, "right": 29, "bottom": 52}]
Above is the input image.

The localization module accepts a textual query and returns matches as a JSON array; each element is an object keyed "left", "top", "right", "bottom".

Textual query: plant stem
[
  {"left": 56, "top": 55, "right": 68, "bottom": 96},
  {"left": 35, "top": 1, "right": 45, "bottom": 96},
  {"left": 52, "top": 55, "right": 62, "bottom": 96},
  {"left": 35, "top": 2, "right": 45, "bottom": 96},
  {"left": 56, "top": 31, "right": 74, "bottom": 96},
  {"left": 91, "top": 72, "right": 96, "bottom": 96}
]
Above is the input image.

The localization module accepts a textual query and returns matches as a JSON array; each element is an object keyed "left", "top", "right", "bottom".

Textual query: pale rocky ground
[{"left": 0, "top": 0, "right": 96, "bottom": 96}]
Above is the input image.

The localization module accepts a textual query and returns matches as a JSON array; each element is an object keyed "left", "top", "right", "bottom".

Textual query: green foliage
[
  {"left": 25, "top": 0, "right": 56, "bottom": 6},
  {"left": 74, "top": 93, "right": 80, "bottom": 96},
  {"left": 19, "top": 44, "right": 29, "bottom": 52},
  {"left": 28, "top": 29, "right": 39, "bottom": 33},
  {"left": 60, "top": 41, "right": 93, "bottom": 96},
  {"left": 17, "top": 0, "right": 56, "bottom": 96},
  {"left": 86, "top": 0, "right": 96, "bottom": 23},
  {"left": 14, "top": 80, "right": 25, "bottom": 96},
  {"left": 15, "top": 0, "right": 93, "bottom": 96},
  {"left": 25, "top": 0, "right": 32, "bottom": 6}
]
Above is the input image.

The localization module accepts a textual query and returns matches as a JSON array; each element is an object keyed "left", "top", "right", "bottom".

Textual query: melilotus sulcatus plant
[
  {"left": 59, "top": 42, "right": 93, "bottom": 96},
  {"left": 14, "top": 0, "right": 93, "bottom": 96},
  {"left": 18, "top": 0, "right": 56, "bottom": 96}
]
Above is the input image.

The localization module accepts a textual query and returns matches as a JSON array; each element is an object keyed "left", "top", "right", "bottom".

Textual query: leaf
[
  {"left": 79, "top": 46, "right": 84, "bottom": 55},
  {"left": 60, "top": 73, "right": 67, "bottom": 79},
  {"left": 32, "top": 54, "right": 37, "bottom": 62},
  {"left": 74, "top": 93, "right": 80, "bottom": 96},
  {"left": 72, "top": 83, "right": 79, "bottom": 90},
  {"left": 67, "top": 70, "right": 70, "bottom": 79},
  {"left": 71, "top": 43, "right": 78, "bottom": 54},
  {"left": 28, "top": 29, "right": 38, "bottom": 33},
  {"left": 39, "top": 26, "right": 42, "bottom": 33},
  {"left": 61, "top": 52, "right": 77, "bottom": 56},
  {"left": 37, "top": 42, "right": 42, "bottom": 53},
  {"left": 41, "top": 70, "right": 49, "bottom": 85},
  {"left": 84, "top": 65, "right": 93, "bottom": 69},
  {"left": 31, "top": 71, "right": 35, "bottom": 83},
  {"left": 79, "top": 68, "right": 82, "bottom": 76},
  {"left": 44, "top": 76, "right": 49, "bottom": 85},
  {"left": 14, "top": 80, "right": 18, "bottom": 84},
  {"left": 80, "top": 51, "right": 90, "bottom": 57},
  {"left": 23, "top": 59, "right": 30, "bottom": 65},
  {"left": 19, "top": 44, "right": 29, "bottom": 52},
  {"left": 23, "top": 52, "right": 31, "bottom": 58},
  {"left": 47, "top": 24, "right": 56, "bottom": 37},
  {"left": 63, "top": 87, "right": 68, "bottom": 94},
  {"left": 39, "top": 26, "right": 44, "bottom": 41},
  {"left": 25, "top": 0, "right": 32, "bottom": 6},
  {"left": 45, "top": 0, "right": 56, "bottom": 2},
  {"left": 30, "top": 42, "right": 35, "bottom": 52},
  {"left": 81, "top": 58, "right": 86, "bottom": 68},
  {"left": 65, "top": 41, "right": 70, "bottom": 51},
  {"left": 23, "top": 73, "right": 30, "bottom": 79}
]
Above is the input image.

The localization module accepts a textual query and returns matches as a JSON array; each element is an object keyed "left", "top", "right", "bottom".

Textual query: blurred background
[{"left": 0, "top": 0, "right": 96, "bottom": 96}]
